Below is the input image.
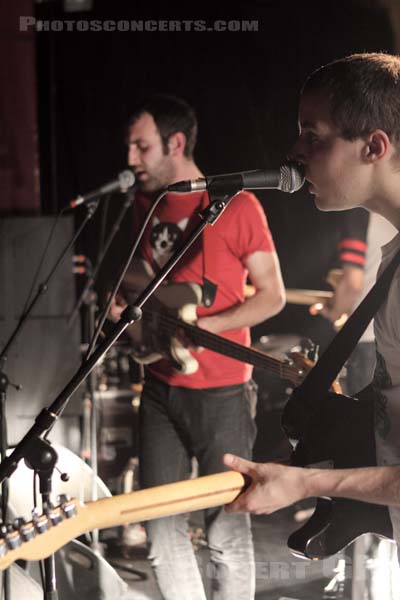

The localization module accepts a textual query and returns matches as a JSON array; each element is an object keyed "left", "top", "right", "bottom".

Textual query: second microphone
[{"left": 167, "top": 162, "right": 304, "bottom": 195}]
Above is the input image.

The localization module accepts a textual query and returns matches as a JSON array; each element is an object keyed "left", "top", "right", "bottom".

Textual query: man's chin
[
  {"left": 138, "top": 180, "right": 164, "bottom": 194},
  {"left": 314, "top": 196, "right": 349, "bottom": 212},
  {"left": 314, "top": 196, "right": 329, "bottom": 211}
]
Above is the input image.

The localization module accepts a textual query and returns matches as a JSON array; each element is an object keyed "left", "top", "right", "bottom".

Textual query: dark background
[{"left": 34, "top": 0, "right": 394, "bottom": 348}]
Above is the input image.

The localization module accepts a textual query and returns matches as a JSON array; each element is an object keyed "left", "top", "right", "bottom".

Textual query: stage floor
[{"left": 107, "top": 503, "right": 344, "bottom": 600}]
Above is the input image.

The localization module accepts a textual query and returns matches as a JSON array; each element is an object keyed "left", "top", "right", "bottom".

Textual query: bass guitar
[
  {"left": 117, "top": 305, "right": 341, "bottom": 393},
  {"left": 117, "top": 261, "right": 342, "bottom": 384}
]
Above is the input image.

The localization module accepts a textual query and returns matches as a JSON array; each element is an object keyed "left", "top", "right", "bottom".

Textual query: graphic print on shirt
[
  {"left": 150, "top": 216, "right": 189, "bottom": 268},
  {"left": 373, "top": 348, "right": 392, "bottom": 440}
]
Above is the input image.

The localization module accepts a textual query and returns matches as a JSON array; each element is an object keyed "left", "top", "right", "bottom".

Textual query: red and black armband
[{"left": 338, "top": 238, "right": 367, "bottom": 269}]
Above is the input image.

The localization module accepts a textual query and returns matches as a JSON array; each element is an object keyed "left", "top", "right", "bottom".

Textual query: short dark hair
[
  {"left": 128, "top": 94, "right": 198, "bottom": 158},
  {"left": 303, "top": 53, "right": 400, "bottom": 147}
]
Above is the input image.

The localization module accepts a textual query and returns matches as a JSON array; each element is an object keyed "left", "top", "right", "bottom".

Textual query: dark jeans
[{"left": 139, "top": 375, "right": 257, "bottom": 600}]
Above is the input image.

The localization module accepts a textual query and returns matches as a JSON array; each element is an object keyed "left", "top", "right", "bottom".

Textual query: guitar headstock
[
  {"left": 0, "top": 496, "right": 78, "bottom": 571},
  {"left": 283, "top": 352, "right": 342, "bottom": 394}
]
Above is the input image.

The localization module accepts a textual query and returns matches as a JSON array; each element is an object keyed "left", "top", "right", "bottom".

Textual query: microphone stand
[
  {"left": 0, "top": 204, "right": 98, "bottom": 365},
  {"left": 67, "top": 191, "right": 135, "bottom": 553},
  {"left": 0, "top": 201, "right": 99, "bottom": 600},
  {"left": 68, "top": 190, "right": 136, "bottom": 326},
  {"left": 0, "top": 191, "right": 238, "bottom": 530}
]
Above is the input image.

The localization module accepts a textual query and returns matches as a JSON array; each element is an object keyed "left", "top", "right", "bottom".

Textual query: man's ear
[
  {"left": 363, "top": 129, "right": 391, "bottom": 162},
  {"left": 168, "top": 132, "right": 186, "bottom": 157}
]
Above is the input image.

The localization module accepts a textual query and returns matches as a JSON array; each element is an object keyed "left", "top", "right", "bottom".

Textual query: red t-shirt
[{"left": 132, "top": 190, "right": 275, "bottom": 388}]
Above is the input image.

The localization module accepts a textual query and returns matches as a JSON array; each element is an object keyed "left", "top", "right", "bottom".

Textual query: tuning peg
[
  {"left": 2, "top": 525, "right": 22, "bottom": 550},
  {"left": 14, "top": 518, "right": 36, "bottom": 542},
  {"left": 300, "top": 337, "right": 319, "bottom": 362},
  {"left": 32, "top": 513, "right": 50, "bottom": 535},
  {"left": 61, "top": 499, "right": 77, "bottom": 520},
  {"left": 44, "top": 506, "right": 63, "bottom": 527}
]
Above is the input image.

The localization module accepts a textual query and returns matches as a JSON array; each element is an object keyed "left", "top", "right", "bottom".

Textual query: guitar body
[
  {"left": 122, "top": 270, "right": 203, "bottom": 373},
  {"left": 126, "top": 299, "right": 200, "bottom": 374},
  {"left": 284, "top": 387, "right": 393, "bottom": 559}
]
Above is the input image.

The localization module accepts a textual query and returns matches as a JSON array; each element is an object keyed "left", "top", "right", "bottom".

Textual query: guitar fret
[{"left": 142, "top": 308, "right": 301, "bottom": 383}]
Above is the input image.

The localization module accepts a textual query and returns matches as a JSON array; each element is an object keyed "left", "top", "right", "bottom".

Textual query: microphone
[
  {"left": 167, "top": 162, "right": 304, "bottom": 194},
  {"left": 69, "top": 170, "right": 135, "bottom": 208}
]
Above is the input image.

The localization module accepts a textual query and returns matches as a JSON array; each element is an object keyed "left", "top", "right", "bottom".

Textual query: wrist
[
  {"left": 302, "top": 468, "right": 336, "bottom": 499},
  {"left": 197, "top": 314, "right": 223, "bottom": 334}
]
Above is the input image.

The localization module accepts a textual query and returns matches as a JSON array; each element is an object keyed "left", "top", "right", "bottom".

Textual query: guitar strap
[
  {"left": 201, "top": 192, "right": 219, "bottom": 307},
  {"left": 296, "top": 242, "right": 400, "bottom": 402}
]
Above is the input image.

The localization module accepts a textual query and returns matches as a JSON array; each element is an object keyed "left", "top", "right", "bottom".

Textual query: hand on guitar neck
[
  {"left": 246, "top": 269, "right": 349, "bottom": 330},
  {"left": 307, "top": 267, "right": 364, "bottom": 331},
  {"left": 272, "top": 268, "right": 354, "bottom": 331}
]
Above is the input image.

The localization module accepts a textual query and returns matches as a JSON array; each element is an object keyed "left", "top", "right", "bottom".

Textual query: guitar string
[{"left": 141, "top": 308, "right": 302, "bottom": 383}]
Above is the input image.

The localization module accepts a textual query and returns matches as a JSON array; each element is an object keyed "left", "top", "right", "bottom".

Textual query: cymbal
[{"left": 252, "top": 334, "right": 302, "bottom": 359}]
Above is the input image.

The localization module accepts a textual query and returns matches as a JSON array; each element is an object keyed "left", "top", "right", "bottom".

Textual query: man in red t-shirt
[{"left": 110, "top": 94, "right": 285, "bottom": 600}]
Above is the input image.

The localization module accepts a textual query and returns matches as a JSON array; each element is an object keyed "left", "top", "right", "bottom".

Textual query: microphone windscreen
[{"left": 280, "top": 162, "right": 305, "bottom": 193}]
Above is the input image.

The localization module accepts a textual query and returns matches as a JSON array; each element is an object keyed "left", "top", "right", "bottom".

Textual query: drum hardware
[
  {"left": 96, "top": 344, "right": 143, "bottom": 394},
  {"left": 252, "top": 333, "right": 313, "bottom": 463}
]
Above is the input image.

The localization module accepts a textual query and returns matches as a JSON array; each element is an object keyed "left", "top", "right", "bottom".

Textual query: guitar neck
[
  {"left": 0, "top": 472, "right": 245, "bottom": 570},
  {"left": 144, "top": 308, "right": 301, "bottom": 383}
]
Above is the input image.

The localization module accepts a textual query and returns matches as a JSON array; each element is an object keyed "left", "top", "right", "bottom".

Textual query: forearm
[
  {"left": 304, "top": 465, "right": 400, "bottom": 507},
  {"left": 223, "top": 455, "right": 400, "bottom": 515},
  {"left": 198, "top": 287, "right": 285, "bottom": 334},
  {"left": 322, "top": 265, "right": 364, "bottom": 322},
  {"left": 198, "top": 250, "right": 285, "bottom": 334}
]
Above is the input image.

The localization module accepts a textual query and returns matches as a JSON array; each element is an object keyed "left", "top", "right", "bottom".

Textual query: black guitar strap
[
  {"left": 201, "top": 191, "right": 219, "bottom": 308},
  {"left": 296, "top": 241, "right": 400, "bottom": 402}
]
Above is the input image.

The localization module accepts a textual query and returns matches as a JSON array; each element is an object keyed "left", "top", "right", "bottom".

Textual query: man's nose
[{"left": 128, "top": 145, "right": 139, "bottom": 166}]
